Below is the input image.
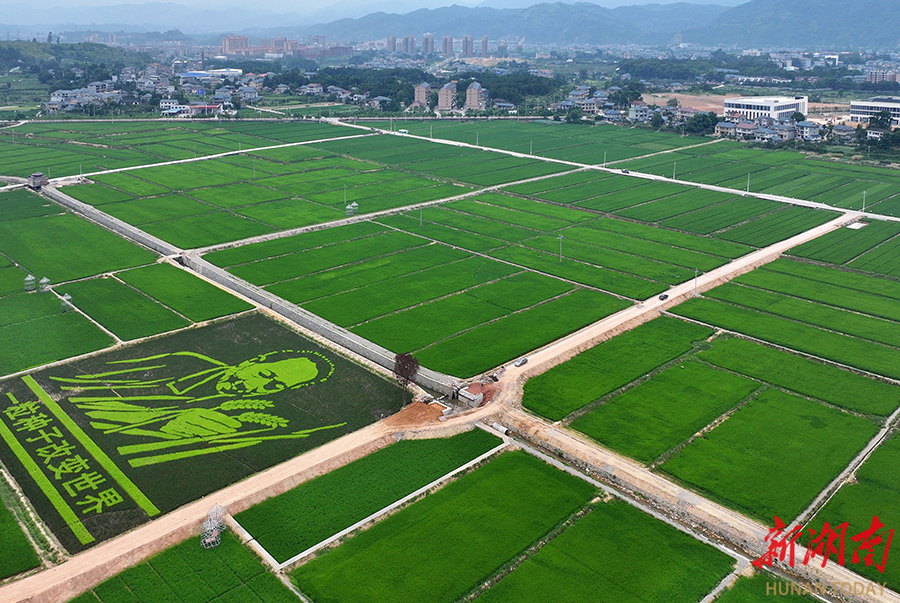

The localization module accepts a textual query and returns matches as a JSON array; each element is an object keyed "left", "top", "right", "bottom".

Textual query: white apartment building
[
  {"left": 850, "top": 97, "right": 900, "bottom": 127},
  {"left": 723, "top": 96, "right": 808, "bottom": 121}
]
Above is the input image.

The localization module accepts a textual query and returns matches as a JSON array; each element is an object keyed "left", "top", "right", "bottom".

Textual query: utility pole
[
  {"left": 746, "top": 173, "right": 750, "bottom": 192},
  {"left": 558, "top": 235, "right": 564, "bottom": 262},
  {"left": 863, "top": 190, "right": 867, "bottom": 212},
  {"left": 673, "top": 161, "right": 676, "bottom": 179}
]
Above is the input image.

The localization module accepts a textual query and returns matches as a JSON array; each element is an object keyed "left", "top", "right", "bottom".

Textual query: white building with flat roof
[
  {"left": 850, "top": 97, "right": 900, "bottom": 126},
  {"left": 723, "top": 96, "right": 808, "bottom": 121}
]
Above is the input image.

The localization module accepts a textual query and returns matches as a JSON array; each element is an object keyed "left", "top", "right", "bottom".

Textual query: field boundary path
[
  {"left": 0, "top": 422, "right": 399, "bottom": 603},
  {"left": 602, "top": 136, "right": 727, "bottom": 165},
  {"left": 272, "top": 440, "right": 510, "bottom": 570},
  {"left": 2, "top": 120, "right": 897, "bottom": 603},
  {"left": 193, "top": 166, "right": 587, "bottom": 255},
  {"left": 1, "top": 207, "right": 897, "bottom": 603},
  {"left": 47, "top": 132, "right": 380, "bottom": 185},
  {"left": 333, "top": 119, "right": 900, "bottom": 225}
]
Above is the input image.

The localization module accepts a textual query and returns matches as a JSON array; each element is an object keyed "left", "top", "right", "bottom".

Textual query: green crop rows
[
  {"left": 660, "top": 389, "right": 877, "bottom": 522},
  {"left": 790, "top": 221, "right": 900, "bottom": 266},
  {"left": 235, "top": 429, "right": 500, "bottom": 562},
  {"left": 61, "top": 140, "right": 473, "bottom": 249},
  {"left": 57, "top": 277, "right": 190, "bottom": 341},
  {"left": 0, "top": 188, "right": 155, "bottom": 374},
  {"left": 620, "top": 144, "right": 900, "bottom": 219},
  {"left": 811, "top": 433, "right": 900, "bottom": 593},
  {"left": 68, "top": 531, "right": 296, "bottom": 603},
  {"left": 0, "top": 120, "right": 359, "bottom": 178},
  {"left": 0, "top": 492, "right": 40, "bottom": 581},
  {"left": 0, "top": 212, "right": 155, "bottom": 283},
  {"left": 523, "top": 317, "right": 712, "bottom": 420},
  {"left": 116, "top": 263, "right": 252, "bottom": 323},
  {"left": 390, "top": 119, "right": 702, "bottom": 164},
  {"left": 477, "top": 498, "right": 734, "bottom": 603},
  {"left": 698, "top": 337, "right": 900, "bottom": 416},
  {"left": 571, "top": 362, "right": 759, "bottom": 463},
  {"left": 673, "top": 297, "right": 900, "bottom": 381},
  {"left": 673, "top": 259, "right": 900, "bottom": 381},
  {"left": 210, "top": 218, "right": 636, "bottom": 377},
  {"left": 291, "top": 451, "right": 595, "bottom": 603},
  {"left": 0, "top": 291, "right": 115, "bottom": 376}
]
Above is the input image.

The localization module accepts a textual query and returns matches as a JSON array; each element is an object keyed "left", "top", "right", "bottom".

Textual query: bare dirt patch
[{"left": 383, "top": 401, "right": 445, "bottom": 427}]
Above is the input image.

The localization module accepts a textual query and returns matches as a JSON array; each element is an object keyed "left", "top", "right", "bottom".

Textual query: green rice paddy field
[
  {"left": 60, "top": 143, "right": 472, "bottom": 249},
  {"left": 309, "top": 133, "right": 572, "bottom": 186},
  {"left": 62, "top": 440, "right": 740, "bottom": 603},
  {"left": 68, "top": 531, "right": 297, "bottom": 603},
  {"left": 0, "top": 493, "right": 40, "bottom": 580},
  {"left": 206, "top": 210, "right": 659, "bottom": 377},
  {"left": 660, "top": 388, "right": 877, "bottom": 522},
  {"left": 0, "top": 188, "right": 253, "bottom": 375},
  {"left": 504, "top": 170, "right": 839, "bottom": 246},
  {"left": 528, "top": 309, "right": 897, "bottom": 524},
  {"left": 204, "top": 185, "right": 772, "bottom": 378},
  {"left": 811, "top": 432, "right": 900, "bottom": 592},
  {"left": 375, "top": 118, "right": 708, "bottom": 164},
  {"left": 673, "top": 258, "right": 900, "bottom": 381},
  {"left": 1, "top": 312, "right": 405, "bottom": 552},
  {"left": 4, "top": 119, "right": 900, "bottom": 599},
  {"left": 476, "top": 498, "right": 734, "bottom": 603},
  {"left": 789, "top": 219, "right": 900, "bottom": 279},
  {"left": 0, "top": 120, "right": 359, "bottom": 178},
  {"left": 235, "top": 429, "right": 501, "bottom": 563},
  {"left": 621, "top": 144, "right": 900, "bottom": 218},
  {"left": 291, "top": 451, "right": 595, "bottom": 603}
]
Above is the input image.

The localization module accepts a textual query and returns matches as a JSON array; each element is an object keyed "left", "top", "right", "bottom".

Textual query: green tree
[
  {"left": 565, "top": 106, "right": 585, "bottom": 123},
  {"left": 684, "top": 112, "right": 719, "bottom": 135},
  {"left": 791, "top": 111, "right": 806, "bottom": 122},
  {"left": 869, "top": 110, "right": 893, "bottom": 130},
  {"left": 650, "top": 112, "right": 664, "bottom": 129},
  {"left": 666, "top": 97, "right": 679, "bottom": 108}
]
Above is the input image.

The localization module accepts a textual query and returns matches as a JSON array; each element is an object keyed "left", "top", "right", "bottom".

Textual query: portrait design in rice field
[
  {"left": 0, "top": 314, "right": 404, "bottom": 551},
  {"left": 48, "top": 348, "right": 343, "bottom": 468}
]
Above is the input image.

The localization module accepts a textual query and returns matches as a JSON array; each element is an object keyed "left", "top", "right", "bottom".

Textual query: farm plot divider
[{"left": 181, "top": 251, "right": 457, "bottom": 393}]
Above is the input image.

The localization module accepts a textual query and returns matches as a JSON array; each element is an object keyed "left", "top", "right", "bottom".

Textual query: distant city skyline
[{"left": 3, "top": 0, "right": 746, "bottom": 29}]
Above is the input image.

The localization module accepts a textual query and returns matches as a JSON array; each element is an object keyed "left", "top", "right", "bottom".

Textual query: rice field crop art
[{"left": 0, "top": 313, "right": 403, "bottom": 552}]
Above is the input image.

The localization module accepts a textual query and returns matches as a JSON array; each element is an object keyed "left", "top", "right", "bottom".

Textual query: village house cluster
[
  {"left": 553, "top": 84, "right": 711, "bottom": 125},
  {"left": 44, "top": 64, "right": 176, "bottom": 113}
]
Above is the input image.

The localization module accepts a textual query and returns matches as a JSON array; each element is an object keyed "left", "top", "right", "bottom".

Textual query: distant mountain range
[
  {"left": 2, "top": 0, "right": 898, "bottom": 49},
  {"left": 682, "top": 0, "right": 900, "bottom": 48},
  {"left": 289, "top": 0, "right": 899, "bottom": 49},
  {"left": 290, "top": 3, "right": 664, "bottom": 44}
]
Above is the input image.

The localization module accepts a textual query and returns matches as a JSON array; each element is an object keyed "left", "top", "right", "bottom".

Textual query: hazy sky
[
  {"left": 2, "top": 0, "right": 745, "bottom": 31},
  {"left": 14, "top": 0, "right": 741, "bottom": 12}
]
